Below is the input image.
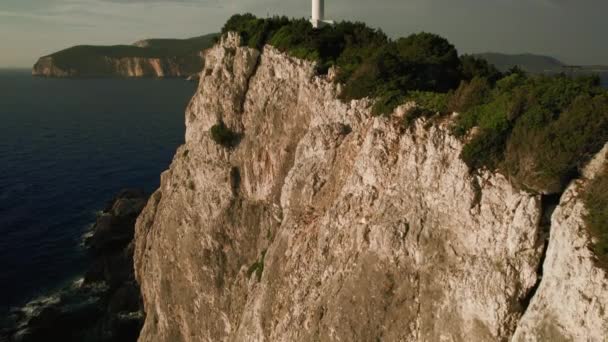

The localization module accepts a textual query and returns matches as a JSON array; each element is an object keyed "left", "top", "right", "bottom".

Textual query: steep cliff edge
[
  {"left": 32, "top": 34, "right": 217, "bottom": 78},
  {"left": 512, "top": 146, "right": 608, "bottom": 341},
  {"left": 133, "top": 33, "right": 608, "bottom": 341}
]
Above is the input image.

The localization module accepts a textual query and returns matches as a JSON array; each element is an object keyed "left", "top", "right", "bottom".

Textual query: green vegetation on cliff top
[
  {"left": 220, "top": 14, "right": 608, "bottom": 260},
  {"left": 222, "top": 14, "right": 607, "bottom": 191},
  {"left": 41, "top": 33, "right": 218, "bottom": 75},
  {"left": 222, "top": 14, "right": 499, "bottom": 114}
]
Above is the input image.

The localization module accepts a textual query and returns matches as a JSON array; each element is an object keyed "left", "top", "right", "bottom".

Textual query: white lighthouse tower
[{"left": 310, "top": 0, "right": 334, "bottom": 28}]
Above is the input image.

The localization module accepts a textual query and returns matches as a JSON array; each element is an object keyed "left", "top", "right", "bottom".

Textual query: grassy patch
[{"left": 584, "top": 165, "right": 608, "bottom": 268}]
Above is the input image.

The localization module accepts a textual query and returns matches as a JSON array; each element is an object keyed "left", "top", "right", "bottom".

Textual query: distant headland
[
  {"left": 474, "top": 52, "right": 608, "bottom": 80},
  {"left": 32, "top": 33, "right": 218, "bottom": 79}
]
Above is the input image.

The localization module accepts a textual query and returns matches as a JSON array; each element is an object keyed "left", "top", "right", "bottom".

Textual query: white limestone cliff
[{"left": 133, "top": 33, "right": 608, "bottom": 341}]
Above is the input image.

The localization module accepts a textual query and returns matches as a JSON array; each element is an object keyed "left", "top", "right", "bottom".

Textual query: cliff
[
  {"left": 32, "top": 34, "right": 217, "bottom": 78},
  {"left": 133, "top": 33, "right": 608, "bottom": 341}
]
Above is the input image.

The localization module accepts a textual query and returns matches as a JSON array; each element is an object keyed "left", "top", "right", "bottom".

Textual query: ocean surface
[{"left": 0, "top": 70, "right": 195, "bottom": 312}]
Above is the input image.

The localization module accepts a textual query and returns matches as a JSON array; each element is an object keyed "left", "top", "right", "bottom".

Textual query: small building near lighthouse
[{"left": 310, "top": 0, "right": 334, "bottom": 28}]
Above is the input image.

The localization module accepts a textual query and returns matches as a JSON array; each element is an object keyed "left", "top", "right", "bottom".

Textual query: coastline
[{"left": 1, "top": 189, "right": 148, "bottom": 342}]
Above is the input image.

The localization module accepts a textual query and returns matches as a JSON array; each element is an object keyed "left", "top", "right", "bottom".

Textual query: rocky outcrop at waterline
[
  {"left": 132, "top": 32, "right": 608, "bottom": 341},
  {"left": 2, "top": 189, "right": 147, "bottom": 342}
]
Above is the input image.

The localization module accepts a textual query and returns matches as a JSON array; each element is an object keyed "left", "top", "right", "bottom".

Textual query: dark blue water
[{"left": 0, "top": 70, "right": 195, "bottom": 311}]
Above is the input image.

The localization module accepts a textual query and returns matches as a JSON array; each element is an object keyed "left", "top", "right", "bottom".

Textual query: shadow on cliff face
[
  {"left": 519, "top": 193, "right": 561, "bottom": 312},
  {"left": 1, "top": 189, "right": 147, "bottom": 342}
]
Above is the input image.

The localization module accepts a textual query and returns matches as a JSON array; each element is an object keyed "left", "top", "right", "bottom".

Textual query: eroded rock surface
[{"left": 134, "top": 33, "right": 607, "bottom": 341}]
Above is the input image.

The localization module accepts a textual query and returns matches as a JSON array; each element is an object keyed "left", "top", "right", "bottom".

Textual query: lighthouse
[{"left": 310, "top": 0, "right": 334, "bottom": 28}]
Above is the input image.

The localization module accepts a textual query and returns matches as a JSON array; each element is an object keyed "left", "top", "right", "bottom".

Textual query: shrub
[
  {"left": 448, "top": 77, "right": 492, "bottom": 114},
  {"left": 405, "top": 91, "right": 449, "bottom": 114},
  {"left": 222, "top": 14, "right": 290, "bottom": 49},
  {"left": 246, "top": 250, "right": 266, "bottom": 282},
  {"left": 454, "top": 74, "right": 608, "bottom": 194},
  {"left": 371, "top": 90, "right": 404, "bottom": 116},
  {"left": 504, "top": 93, "right": 608, "bottom": 192},
  {"left": 402, "top": 107, "right": 435, "bottom": 128},
  {"left": 460, "top": 55, "right": 503, "bottom": 84},
  {"left": 340, "top": 34, "right": 461, "bottom": 101},
  {"left": 584, "top": 165, "right": 608, "bottom": 268},
  {"left": 210, "top": 121, "right": 240, "bottom": 147}
]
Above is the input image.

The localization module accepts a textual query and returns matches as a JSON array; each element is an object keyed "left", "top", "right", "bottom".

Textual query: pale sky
[{"left": 1, "top": 0, "right": 607, "bottom": 68}]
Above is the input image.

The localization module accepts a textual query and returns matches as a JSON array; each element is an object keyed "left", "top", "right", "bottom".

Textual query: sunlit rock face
[{"left": 133, "top": 33, "right": 608, "bottom": 341}]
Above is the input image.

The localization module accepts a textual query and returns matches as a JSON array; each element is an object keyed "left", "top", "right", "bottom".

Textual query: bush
[
  {"left": 372, "top": 90, "right": 405, "bottom": 116},
  {"left": 222, "top": 14, "right": 290, "bottom": 49},
  {"left": 405, "top": 91, "right": 450, "bottom": 114},
  {"left": 505, "top": 93, "right": 608, "bottom": 192},
  {"left": 340, "top": 33, "right": 462, "bottom": 99},
  {"left": 454, "top": 74, "right": 608, "bottom": 193},
  {"left": 402, "top": 107, "right": 436, "bottom": 128},
  {"left": 210, "top": 121, "right": 240, "bottom": 147},
  {"left": 584, "top": 165, "right": 608, "bottom": 268},
  {"left": 246, "top": 250, "right": 266, "bottom": 282},
  {"left": 339, "top": 33, "right": 461, "bottom": 116},
  {"left": 460, "top": 55, "right": 503, "bottom": 84},
  {"left": 448, "top": 77, "right": 492, "bottom": 114}
]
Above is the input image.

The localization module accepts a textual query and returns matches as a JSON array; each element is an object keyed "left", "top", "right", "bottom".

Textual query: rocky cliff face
[
  {"left": 133, "top": 33, "right": 608, "bottom": 341},
  {"left": 32, "top": 54, "right": 204, "bottom": 78},
  {"left": 512, "top": 146, "right": 608, "bottom": 341}
]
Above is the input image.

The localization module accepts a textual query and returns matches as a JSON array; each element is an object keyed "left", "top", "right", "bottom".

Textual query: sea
[{"left": 0, "top": 69, "right": 195, "bottom": 313}]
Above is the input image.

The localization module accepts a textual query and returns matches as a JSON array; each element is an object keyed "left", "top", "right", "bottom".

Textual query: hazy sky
[{"left": 1, "top": 0, "right": 607, "bottom": 67}]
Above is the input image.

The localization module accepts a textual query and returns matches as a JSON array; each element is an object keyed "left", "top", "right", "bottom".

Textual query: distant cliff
[{"left": 32, "top": 34, "right": 218, "bottom": 78}]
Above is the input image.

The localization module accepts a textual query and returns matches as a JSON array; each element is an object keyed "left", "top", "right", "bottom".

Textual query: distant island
[
  {"left": 474, "top": 52, "right": 608, "bottom": 77},
  {"left": 32, "top": 33, "right": 218, "bottom": 78}
]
